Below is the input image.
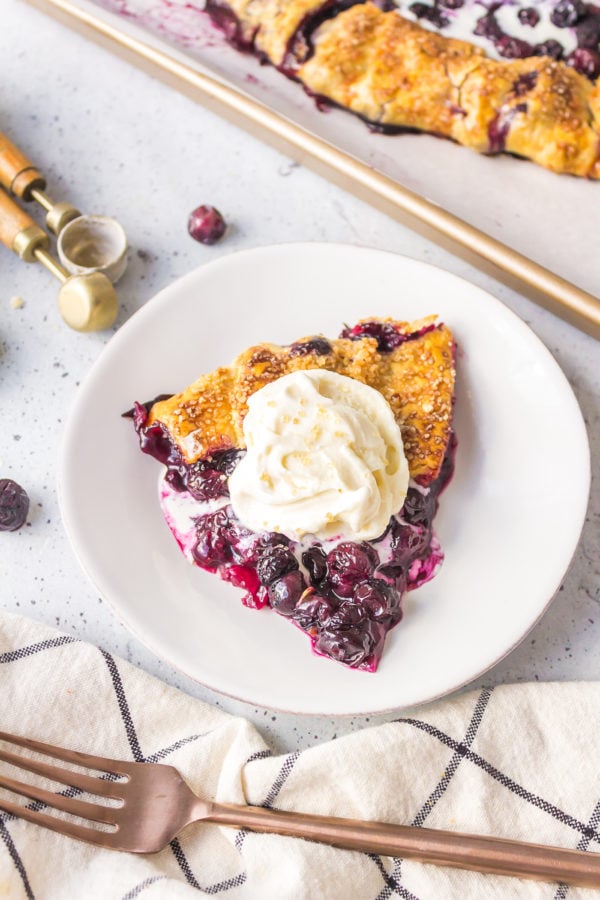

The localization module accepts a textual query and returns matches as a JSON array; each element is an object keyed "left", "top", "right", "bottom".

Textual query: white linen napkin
[{"left": 1, "top": 611, "right": 599, "bottom": 899}]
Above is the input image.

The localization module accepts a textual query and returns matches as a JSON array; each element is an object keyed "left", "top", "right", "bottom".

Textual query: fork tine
[
  {"left": 0, "top": 730, "right": 132, "bottom": 776},
  {"left": 0, "top": 748, "right": 122, "bottom": 799},
  {"left": 0, "top": 773, "right": 118, "bottom": 825},
  {"left": 0, "top": 796, "right": 116, "bottom": 849}
]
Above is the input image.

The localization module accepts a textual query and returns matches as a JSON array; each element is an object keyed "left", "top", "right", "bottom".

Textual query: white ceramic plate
[{"left": 58, "top": 243, "right": 590, "bottom": 715}]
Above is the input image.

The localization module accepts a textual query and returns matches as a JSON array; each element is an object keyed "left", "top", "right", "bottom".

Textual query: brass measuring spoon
[{"left": 0, "top": 187, "right": 118, "bottom": 332}]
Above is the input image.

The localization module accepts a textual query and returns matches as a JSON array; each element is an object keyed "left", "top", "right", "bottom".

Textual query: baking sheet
[{"left": 29, "top": 0, "right": 600, "bottom": 324}]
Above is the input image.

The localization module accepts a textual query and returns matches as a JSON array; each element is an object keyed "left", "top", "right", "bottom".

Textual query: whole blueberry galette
[
  {"left": 205, "top": 0, "right": 600, "bottom": 178},
  {"left": 129, "top": 316, "right": 456, "bottom": 671}
]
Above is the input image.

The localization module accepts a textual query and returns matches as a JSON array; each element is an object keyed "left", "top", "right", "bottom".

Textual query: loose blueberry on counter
[
  {"left": 0, "top": 479, "right": 30, "bottom": 532},
  {"left": 187, "top": 205, "right": 227, "bottom": 245}
]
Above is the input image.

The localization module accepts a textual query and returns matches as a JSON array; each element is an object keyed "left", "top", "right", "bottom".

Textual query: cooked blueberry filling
[
  {"left": 281, "top": 0, "right": 359, "bottom": 74},
  {"left": 144, "top": 429, "right": 455, "bottom": 672},
  {"left": 399, "top": 0, "right": 600, "bottom": 72},
  {"left": 339, "top": 320, "right": 436, "bottom": 351},
  {"left": 408, "top": 2, "right": 450, "bottom": 27},
  {"left": 204, "top": 0, "right": 256, "bottom": 51},
  {"left": 518, "top": 7, "right": 541, "bottom": 26},
  {"left": 288, "top": 337, "right": 333, "bottom": 356},
  {"left": 206, "top": 0, "right": 600, "bottom": 81}
]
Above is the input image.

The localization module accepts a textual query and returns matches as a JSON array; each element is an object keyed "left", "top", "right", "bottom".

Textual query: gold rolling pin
[{"left": 0, "top": 186, "right": 117, "bottom": 331}]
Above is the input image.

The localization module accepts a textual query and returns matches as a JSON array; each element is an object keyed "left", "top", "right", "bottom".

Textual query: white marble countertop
[{"left": 1, "top": 0, "right": 598, "bottom": 754}]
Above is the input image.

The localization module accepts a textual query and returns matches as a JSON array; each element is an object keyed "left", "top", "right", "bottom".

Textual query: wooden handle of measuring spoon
[
  {"left": 0, "top": 131, "right": 46, "bottom": 199},
  {"left": 0, "top": 187, "right": 48, "bottom": 259}
]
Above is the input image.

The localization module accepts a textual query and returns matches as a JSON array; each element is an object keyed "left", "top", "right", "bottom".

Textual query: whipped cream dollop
[{"left": 228, "top": 370, "right": 409, "bottom": 541}]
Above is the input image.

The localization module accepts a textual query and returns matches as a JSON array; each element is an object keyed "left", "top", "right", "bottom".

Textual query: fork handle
[{"left": 205, "top": 802, "right": 600, "bottom": 888}]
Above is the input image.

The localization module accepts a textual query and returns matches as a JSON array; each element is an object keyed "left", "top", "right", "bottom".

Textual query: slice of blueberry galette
[{"left": 128, "top": 316, "right": 456, "bottom": 672}]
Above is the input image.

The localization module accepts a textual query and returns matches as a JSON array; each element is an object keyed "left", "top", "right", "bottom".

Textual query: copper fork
[{"left": 1, "top": 730, "right": 600, "bottom": 888}]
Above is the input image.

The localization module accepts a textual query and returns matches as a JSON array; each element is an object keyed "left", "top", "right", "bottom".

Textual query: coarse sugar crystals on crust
[{"left": 146, "top": 315, "right": 455, "bottom": 486}]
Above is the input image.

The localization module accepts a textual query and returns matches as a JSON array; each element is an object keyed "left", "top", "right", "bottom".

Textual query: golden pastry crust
[
  {"left": 208, "top": 0, "right": 600, "bottom": 178},
  {"left": 147, "top": 317, "right": 456, "bottom": 485},
  {"left": 300, "top": 5, "right": 484, "bottom": 137},
  {"left": 299, "top": 4, "right": 600, "bottom": 177}
]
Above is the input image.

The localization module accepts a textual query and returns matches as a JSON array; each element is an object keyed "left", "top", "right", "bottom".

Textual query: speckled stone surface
[{"left": 0, "top": 0, "right": 598, "bottom": 753}]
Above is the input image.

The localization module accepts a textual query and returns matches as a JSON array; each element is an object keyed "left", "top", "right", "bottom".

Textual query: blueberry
[
  {"left": 268, "top": 570, "right": 305, "bottom": 616},
  {"left": 293, "top": 593, "right": 335, "bottom": 628},
  {"left": 353, "top": 579, "right": 400, "bottom": 623},
  {"left": 288, "top": 338, "right": 332, "bottom": 357},
  {"left": 439, "top": 0, "right": 464, "bottom": 8},
  {"left": 187, "top": 205, "right": 227, "bottom": 245},
  {"left": 567, "top": 47, "right": 600, "bottom": 78},
  {"left": 212, "top": 449, "right": 244, "bottom": 477},
  {"left": 389, "top": 519, "right": 430, "bottom": 566},
  {"left": 327, "top": 542, "right": 378, "bottom": 598},
  {"left": 302, "top": 545, "right": 328, "bottom": 587},
  {"left": 256, "top": 546, "right": 299, "bottom": 585},
  {"left": 339, "top": 320, "right": 405, "bottom": 352},
  {"left": 0, "top": 479, "right": 29, "bottom": 532},
  {"left": 408, "top": 2, "right": 450, "bottom": 27},
  {"left": 402, "top": 487, "right": 436, "bottom": 527},
  {"left": 575, "top": 15, "right": 600, "bottom": 50},
  {"left": 186, "top": 464, "right": 228, "bottom": 501},
  {"left": 496, "top": 35, "right": 534, "bottom": 58},
  {"left": 551, "top": 0, "right": 584, "bottom": 27},
  {"left": 316, "top": 620, "right": 384, "bottom": 668},
  {"left": 513, "top": 71, "right": 539, "bottom": 95},
  {"left": 376, "top": 565, "right": 409, "bottom": 597},
  {"left": 137, "top": 420, "right": 181, "bottom": 467},
  {"left": 518, "top": 7, "right": 540, "bottom": 25},
  {"left": 193, "top": 508, "right": 232, "bottom": 567},
  {"left": 474, "top": 12, "right": 504, "bottom": 41},
  {"left": 533, "top": 39, "right": 564, "bottom": 59},
  {"left": 328, "top": 599, "right": 368, "bottom": 629}
]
